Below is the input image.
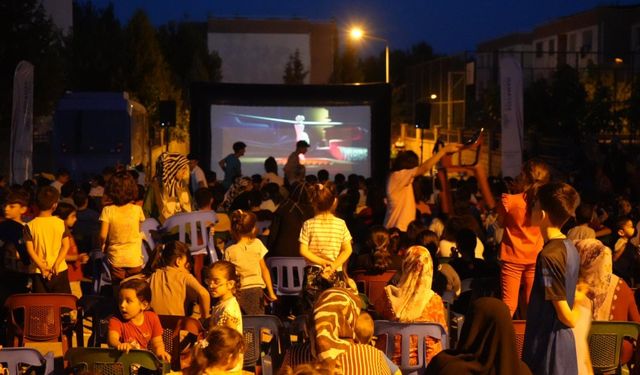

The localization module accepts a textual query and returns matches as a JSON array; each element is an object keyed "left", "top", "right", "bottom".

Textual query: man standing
[
  {"left": 219, "top": 141, "right": 246, "bottom": 190},
  {"left": 283, "top": 140, "right": 309, "bottom": 185},
  {"left": 187, "top": 153, "right": 207, "bottom": 194}
]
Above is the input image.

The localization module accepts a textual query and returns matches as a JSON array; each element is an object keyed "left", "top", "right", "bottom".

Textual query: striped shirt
[
  {"left": 299, "top": 214, "right": 352, "bottom": 266},
  {"left": 339, "top": 344, "right": 393, "bottom": 375},
  {"left": 282, "top": 342, "right": 314, "bottom": 368}
]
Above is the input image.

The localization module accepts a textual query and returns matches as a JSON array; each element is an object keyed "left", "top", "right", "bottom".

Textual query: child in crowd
[
  {"left": 25, "top": 186, "right": 71, "bottom": 293},
  {"left": 72, "top": 189, "right": 100, "bottom": 254},
  {"left": 99, "top": 171, "right": 145, "bottom": 292},
  {"left": 185, "top": 326, "right": 246, "bottom": 375},
  {"left": 224, "top": 209, "right": 277, "bottom": 314},
  {"left": 108, "top": 278, "right": 170, "bottom": 361},
  {"left": 354, "top": 312, "right": 401, "bottom": 375},
  {"left": 523, "top": 182, "right": 582, "bottom": 375},
  {"left": 567, "top": 203, "right": 597, "bottom": 240},
  {"left": 299, "top": 183, "right": 353, "bottom": 309},
  {"left": 206, "top": 261, "right": 243, "bottom": 334},
  {"left": 148, "top": 240, "right": 211, "bottom": 319},
  {"left": 0, "top": 189, "right": 31, "bottom": 298},
  {"left": 54, "top": 202, "right": 89, "bottom": 299},
  {"left": 612, "top": 216, "right": 640, "bottom": 286}
]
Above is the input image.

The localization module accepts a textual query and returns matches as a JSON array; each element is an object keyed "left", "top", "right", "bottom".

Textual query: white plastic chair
[
  {"left": 141, "top": 218, "right": 160, "bottom": 265},
  {"left": 161, "top": 211, "right": 218, "bottom": 264}
]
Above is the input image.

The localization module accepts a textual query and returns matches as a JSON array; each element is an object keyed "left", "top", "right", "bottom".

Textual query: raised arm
[{"left": 414, "top": 143, "right": 463, "bottom": 176}]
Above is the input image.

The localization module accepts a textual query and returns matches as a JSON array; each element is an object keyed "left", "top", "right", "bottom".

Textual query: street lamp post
[{"left": 350, "top": 27, "right": 389, "bottom": 84}]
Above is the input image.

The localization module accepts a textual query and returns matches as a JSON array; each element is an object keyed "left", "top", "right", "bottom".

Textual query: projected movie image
[{"left": 210, "top": 105, "right": 371, "bottom": 177}]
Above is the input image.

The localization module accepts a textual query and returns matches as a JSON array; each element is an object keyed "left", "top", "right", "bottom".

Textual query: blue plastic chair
[
  {"left": 0, "top": 348, "right": 54, "bottom": 375},
  {"left": 266, "top": 257, "right": 306, "bottom": 296},
  {"left": 91, "top": 250, "right": 112, "bottom": 294},
  {"left": 161, "top": 211, "right": 218, "bottom": 263},
  {"left": 374, "top": 320, "right": 448, "bottom": 375},
  {"left": 66, "top": 347, "right": 169, "bottom": 375},
  {"left": 242, "top": 315, "right": 289, "bottom": 375}
]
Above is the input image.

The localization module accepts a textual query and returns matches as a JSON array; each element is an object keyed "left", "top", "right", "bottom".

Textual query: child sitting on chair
[{"left": 108, "top": 278, "right": 171, "bottom": 362}]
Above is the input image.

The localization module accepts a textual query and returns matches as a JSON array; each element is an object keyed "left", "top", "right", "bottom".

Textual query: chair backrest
[
  {"left": 5, "top": 293, "right": 79, "bottom": 354},
  {"left": 374, "top": 320, "right": 448, "bottom": 374},
  {"left": 158, "top": 315, "right": 204, "bottom": 370},
  {"left": 242, "top": 314, "right": 288, "bottom": 373},
  {"left": 92, "top": 251, "right": 113, "bottom": 294},
  {"left": 460, "top": 278, "right": 473, "bottom": 294},
  {"left": 0, "top": 347, "right": 54, "bottom": 375},
  {"left": 141, "top": 218, "right": 160, "bottom": 265},
  {"left": 256, "top": 220, "right": 271, "bottom": 237},
  {"left": 588, "top": 321, "right": 640, "bottom": 374},
  {"left": 512, "top": 320, "right": 526, "bottom": 359},
  {"left": 66, "top": 348, "right": 168, "bottom": 375},
  {"left": 161, "top": 211, "right": 217, "bottom": 259},
  {"left": 353, "top": 270, "right": 396, "bottom": 314},
  {"left": 266, "top": 257, "right": 306, "bottom": 295},
  {"left": 289, "top": 314, "right": 310, "bottom": 344}
]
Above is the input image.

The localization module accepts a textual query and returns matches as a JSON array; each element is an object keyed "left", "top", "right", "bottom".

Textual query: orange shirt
[{"left": 499, "top": 193, "right": 543, "bottom": 264}]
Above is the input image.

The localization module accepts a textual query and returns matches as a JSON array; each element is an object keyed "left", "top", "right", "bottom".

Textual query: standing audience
[
  {"left": 523, "top": 182, "right": 582, "bottom": 375},
  {"left": 99, "top": 171, "right": 145, "bottom": 293},
  {"left": 224, "top": 209, "right": 277, "bottom": 314},
  {"left": 25, "top": 186, "right": 71, "bottom": 293},
  {"left": 497, "top": 159, "right": 550, "bottom": 317},
  {"left": 299, "top": 183, "right": 353, "bottom": 309},
  {"left": 219, "top": 142, "right": 246, "bottom": 190}
]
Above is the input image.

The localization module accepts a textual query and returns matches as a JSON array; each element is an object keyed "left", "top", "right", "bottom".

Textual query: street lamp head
[
  {"left": 350, "top": 27, "right": 364, "bottom": 40},
  {"left": 430, "top": 94, "right": 438, "bottom": 100}
]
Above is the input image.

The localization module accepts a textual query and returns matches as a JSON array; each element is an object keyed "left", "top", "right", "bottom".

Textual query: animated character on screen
[{"left": 294, "top": 115, "right": 311, "bottom": 145}]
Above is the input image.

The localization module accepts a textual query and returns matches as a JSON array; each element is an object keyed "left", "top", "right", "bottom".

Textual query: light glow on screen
[{"left": 210, "top": 105, "right": 371, "bottom": 178}]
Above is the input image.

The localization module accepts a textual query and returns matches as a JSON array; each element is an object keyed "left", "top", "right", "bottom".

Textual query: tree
[
  {"left": 67, "top": 2, "right": 125, "bottom": 91},
  {"left": 283, "top": 49, "right": 308, "bottom": 84},
  {"left": 0, "top": 0, "right": 65, "bottom": 117},
  {"left": 158, "top": 20, "right": 222, "bottom": 94},
  {"left": 625, "top": 75, "right": 640, "bottom": 139},
  {"left": 124, "top": 10, "right": 187, "bottom": 141},
  {"left": 331, "top": 42, "right": 363, "bottom": 83},
  {"left": 123, "top": 10, "right": 176, "bottom": 118},
  {"left": 0, "top": 0, "right": 66, "bottom": 174},
  {"left": 550, "top": 65, "right": 586, "bottom": 134}
]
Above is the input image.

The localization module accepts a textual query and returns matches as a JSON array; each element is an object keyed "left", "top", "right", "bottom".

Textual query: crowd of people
[{"left": 0, "top": 138, "right": 639, "bottom": 375}]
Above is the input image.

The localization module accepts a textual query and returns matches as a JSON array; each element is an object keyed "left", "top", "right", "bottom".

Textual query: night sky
[{"left": 94, "top": 0, "right": 639, "bottom": 54}]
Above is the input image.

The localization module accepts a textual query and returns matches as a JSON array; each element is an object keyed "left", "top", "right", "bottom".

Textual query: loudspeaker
[
  {"left": 415, "top": 101, "right": 431, "bottom": 129},
  {"left": 159, "top": 100, "right": 176, "bottom": 127}
]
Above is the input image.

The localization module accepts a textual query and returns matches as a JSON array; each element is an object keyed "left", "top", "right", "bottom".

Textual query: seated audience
[
  {"left": 380, "top": 245, "right": 448, "bottom": 365},
  {"left": 426, "top": 297, "right": 532, "bottom": 375},
  {"left": 108, "top": 278, "right": 170, "bottom": 361},
  {"left": 148, "top": 240, "right": 211, "bottom": 319},
  {"left": 575, "top": 238, "right": 640, "bottom": 366},
  {"left": 313, "top": 287, "right": 397, "bottom": 374}
]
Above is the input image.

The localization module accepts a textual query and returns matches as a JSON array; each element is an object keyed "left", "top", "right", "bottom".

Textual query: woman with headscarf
[
  {"left": 425, "top": 297, "right": 532, "bottom": 375},
  {"left": 143, "top": 152, "right": 192, "bottom": 223},
  {"left": 217, "top": 176, "right": 252, "bottom": 213},
  {"left": 574, "top": 238, "right": 640, "bottom": 367},
  {"left": 312, "top": 287, "right": 398, "bottom": 375},
  {"left": 379, "top": 245, "right": 448, "bottom": 365}
]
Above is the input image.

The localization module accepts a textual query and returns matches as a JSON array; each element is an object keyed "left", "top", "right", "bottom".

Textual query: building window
[
  {"left": 568, "top": 34, "right": 576, "bottom": 52},
  {"left": 536, "top": 42, "right": 543, "bottom": 58},
  {"left": 549, "top": 39, "right": 555, "bottom": 55},
  {"left": 581, "top": 29, "right": 593, "bottom": 56},
  {"left": 633, "top": 25, "right": 640, "bottom": 50}
]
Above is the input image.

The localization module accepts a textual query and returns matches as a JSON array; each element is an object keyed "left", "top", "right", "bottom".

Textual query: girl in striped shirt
[{"left": 299, "top": 183, "right": 353, "bottom": 309}]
